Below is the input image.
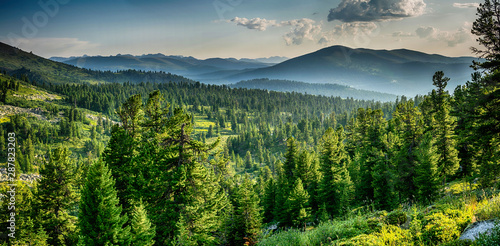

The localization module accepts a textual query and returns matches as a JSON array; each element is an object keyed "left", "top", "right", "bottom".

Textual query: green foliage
[
  {"left": 229, "top": 174, "right": 262, "bottom": 245},
  {"left": 385, "top": 209, "right": 407, "bottom": 226},
  {"left": 319, "top": 127, "right": 353, "bottom": 217},
  {"left": 78, "top": 160, "right": 131, "bottom": 246},
  {"left": 33, "top": 147, "right": 77, "bottom": 246},
  {"left": 284, "top": 178, "right": 310, "bottom": 228},
  {"left": 422, "top": 212, "right": 460, "bottom": 244},
  {"left": 475, "top": 193, "right": 500, "bottom": 221},
  {"left": 258, "top": 216, "right": 371, "bottom": 246},
  {"left": 414, "top": 132, "right": 441, "bottom": 204},
  {"left": 130, "top": 200, "right": 156, "bottom": 246}
]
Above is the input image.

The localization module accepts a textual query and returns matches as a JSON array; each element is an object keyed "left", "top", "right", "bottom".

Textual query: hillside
[
  {"left": 221, "top": 46, "right": 479, "bottom": 96},
  {"left": 231, "top": 78, "right": 398, "bottom": 102},
  {"left": 0, "top": 42, "right": 197, "bottom": 85}
]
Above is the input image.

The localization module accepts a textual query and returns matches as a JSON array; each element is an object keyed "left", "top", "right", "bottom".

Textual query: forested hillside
[
  {"left": 0, "top": 1, "right": 499, "bottom": 245},
  {"left": 231, "top": 78, "right": 398, "bottom": 101}
]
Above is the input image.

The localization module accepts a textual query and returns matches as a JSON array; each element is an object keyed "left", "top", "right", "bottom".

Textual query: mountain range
[{"left": 50, "top": 46, "right": 480, "bottom": 96}]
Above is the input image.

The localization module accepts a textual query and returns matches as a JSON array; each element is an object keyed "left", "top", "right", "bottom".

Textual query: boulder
[{"left": 459, "top": 219, "right": 498, "bottom": 241}]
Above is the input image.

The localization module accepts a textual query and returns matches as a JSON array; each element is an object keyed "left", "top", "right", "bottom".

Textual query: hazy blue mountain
[
  {"left": 50, "top": 54, "right": 275, "bottom": 76},
  {"left": 48, "top": 45, "right": 480, "bottom": 96},
  {"left": 221, "top": 46, "right": 480, "bottom": 96},
  {"left": 231, "top": 78, "right": 398, "bottom": 102}
]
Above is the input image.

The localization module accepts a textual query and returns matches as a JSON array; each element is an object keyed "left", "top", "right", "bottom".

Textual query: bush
[
  {"left": 476, "top": 193, "right": 500, "bottom": 221},
  {"left": 443, "top": 208, "right": 473, "bottom": 232},
  {"left": 422, "top": 212, "right": 460, "bottom": 244},
  {"left": 367, "top": 211, "right": 388, "bottom": 232},
  {"left": 386, "top": 209, "right": 407, "bottom": 226},
  {"left": 338, "top": 225, "right": 412, "bottom": 246}
]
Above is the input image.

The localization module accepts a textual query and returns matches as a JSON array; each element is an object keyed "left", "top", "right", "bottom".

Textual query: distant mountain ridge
[
  {"left": 49, "top": 54, "right": 287, "bottom": 76},
  {"left": 50, "top": 46, "right": 480, "bottom": 96},
  {"left": 218, "top": 46, "right": 480, "bottom": 96}
]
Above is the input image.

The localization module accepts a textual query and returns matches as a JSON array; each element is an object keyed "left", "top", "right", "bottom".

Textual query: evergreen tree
[
  {"left": 319, "top": 127, "right": 353, "bottom": 217},
  {"left": 392, "top": 100, "right": 424, "bottom": 203},
  {"left": 34, "top": 147, "right": 77, "bottom": 246},
  {"left": 130, "top": 200, "right": 155, "bottom": 246},
  {"left": 283, "top": 137, "right": 298, "bottom": 181},
  {"left": 229, "top": 174, "right": 262, "bottom": 245},
  {"left": 245, "top": 150, "right": 254, "bottom": 170},
  {"left": 284, "top": 178, "right": 310, "bottom": 229},
  {"left": 471, "top": 0, "right": 500, "bottom": 71},
  {"left": 262, "top": 178, "right": 276, "bottom": 223},
  {"left": 78, "top": 160, "right": 131, "bottom": 246},
  {"left": 414, "top": 132, "right": 441, "bottom": 204},
  {"left": 431, "top": 71, "right": 460, "bottom": 185}
]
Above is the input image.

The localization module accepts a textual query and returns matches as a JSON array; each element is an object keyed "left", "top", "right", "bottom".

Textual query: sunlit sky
[{"left": 0, "top": 0, "right": 482, "bottom": 59}]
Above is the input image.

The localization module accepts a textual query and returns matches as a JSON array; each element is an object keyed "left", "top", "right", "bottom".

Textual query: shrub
[
  {"left": 443, "top": 208, "right": 473, "bottom": 232},
  {"left": 422, "top": 212, "right": 460, "bottom": 244},
  {"left": 476, "top": 193, "right": 500, "bottom": 221},
  {"left": 386, "top": 209, "right": 407, "bottom": 226},
  {"left": 338, "top": 225, "right": 412, "bottom": 246}
]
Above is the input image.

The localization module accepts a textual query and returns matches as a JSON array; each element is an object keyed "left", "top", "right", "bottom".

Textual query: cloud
[
  {"left": 392, "top": 31, "right": 413, "bottom": 37},
  {"left": 227, "top": 17, "right": 322, "bottom": 45},
  {"left": 280, "top": 18, "right": 322, "bottom": 45},
  {"left": 228, "top": 17, "right": 278, "bottom": 31},
  {"left": 453, "top": 3, "right": 480, "bottom": 8},
  {"left": 1, "top": 37, "right": 99, "bottom": 58},
  {"left": 416, "top": 26, "right": 437, "bottom": 38},
  {"left": 415, "top": 23, "right": 473, "bottom": 47},
  {"left": 328, "top": 0, "right": 426, "bottom": 22},
  {"left": 317, "top": 22, "right": 379, "bottom": 46}
]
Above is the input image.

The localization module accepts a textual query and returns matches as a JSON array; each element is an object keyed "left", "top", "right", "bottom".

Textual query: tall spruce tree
[
  {"left": 130, "top": 200, "right": 155, "bottom": 246},
  {"left": 229, "top": 174, "right": 262, "bottom": 245},
  {"left": 431, "top": 71, "right": 460, "bottom": 185},
  {"left": 414, "top": 132, "right": 441, "bottom": 204},
  {"left": 319, "top": 127, "right": 353, "bottom": 217},
  {"left": 284, "top": 178, "right": 310, "bottom": 229},
  {"left": 34, "top": 147, "right": 77, "bottom": 246},
  {"left": 78, "top": 160, "right": 131, "bottom": 246},
  {"left": 392, "top": 100, "right": 424, "bottom": 203}
]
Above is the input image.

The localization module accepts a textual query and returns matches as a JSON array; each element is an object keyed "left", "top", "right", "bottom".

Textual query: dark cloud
[
  {"left": 328, "top": 0, "right": 426, "bottom": 22},
  {"left": 228, "top": 17, "right": 278, "bottom": 31}
]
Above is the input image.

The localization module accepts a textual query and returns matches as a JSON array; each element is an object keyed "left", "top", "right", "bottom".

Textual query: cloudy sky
[{"left": 0, "top": 0, "right": 482, "bottom": 59}]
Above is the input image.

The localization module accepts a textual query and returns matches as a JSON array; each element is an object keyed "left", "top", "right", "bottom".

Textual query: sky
[{"left": 0, "top": 0, "right": 482, "bottom": 59}]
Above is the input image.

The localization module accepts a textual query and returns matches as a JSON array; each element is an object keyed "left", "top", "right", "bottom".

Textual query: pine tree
[
  {"left": 284, "top": 178, "right": 310, "bottom": 229},
  {"left": 283, "top": 137, "right": 298, "bottom": 181},
  {"left": 34, "top": 147, "right": 77, "bottom": 246},
  {"left": 431, "top": 71, "right": 460, "bottom": 185},
  {"left": 229, "top": 174, "right": 262, "bottom": 245},
  {"left": 245, "top": 150, "right": 254, "bottom": 170},
  {"left": 471, "top": 0, "right": 500, "bottom": 71},
  {"left": 78, "top": 160, "right": 131, "bottom": 246},
  {"left": 319, "top": 127, "right": 353, "bottom": 217},
  {"left": 371, "top": 147, "right": 397, "bottom": 210},
  {"left": 130, "top": 200, "right": 155, "bottom": 246},
  {"left": 392, "top": 100, "right": 424, "bottom": 203},
  {"left": 262, "top": 178, "right": 276, "bottom": 223},
  {"left": 102, "top": 125, "right": 137, "bottom": 213},
  {"left": 414, "top": 132, "right": 441, "bottom": 204}
]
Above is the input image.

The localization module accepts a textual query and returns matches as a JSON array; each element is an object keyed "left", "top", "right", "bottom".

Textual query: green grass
[{"left": 257, "top": 180, "right": 500, "bottom": 246}]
